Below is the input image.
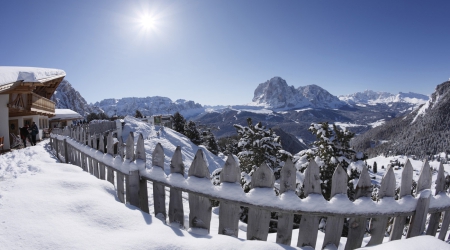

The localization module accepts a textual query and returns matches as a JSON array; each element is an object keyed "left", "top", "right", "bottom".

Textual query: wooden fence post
[
  {"left": 116, "top": 136, "right": 125, "bottom": 203},
  {"left": 438, "top": 210, "right": 450, "bottom": 240},
  {"left": 92, "top": 134, "right": 99, "bottom": 178},
  {"left": 390, "top": 159, "right": 414, "bottom": 241},
  {"left": 218, "top": 155, "right": 241, "bottom": 237},
  {"left": 297, "top": 160, "right": 322, "bottom": 248},
  {"left": 276, "top": 158, "right": 296, "bottom": 245},
  {"left": 247, "top": 163, "right": 274, "bottom": 241},
  {"left": 55, "top": 137, "right": 60, "bottom": 161},
  {"left": 366, "top": 165, "right": 396, "bottom": 246},
  {"left": 169, "top": 146, "right": 184, "bottom": 227},
  {"left": 98, "top": 134, "right": 106, "bottom": 180},
  {"left": 136, "top": 133, "right": 149, "bottom": 213},
  {"left": 345, "top": 165, "right": 372, "bottom": 250},
  {"left": 188, "top": 149, "right": 212, "bottom": 232},
  {"left": 323, "top": 164, "right": 348, "bottom": 249},
  {"left": 407, "top": 160, "right": 432, "bottom": 238},
  {"left": 106, "top": 133, "right": 115, "bottom": 185},
  {"left": 125, "top": 132, "right": 140, "bottom": 207},
  {"left": 426, "top": 162, "right": 445, "bottom": 236},
  {"left": 152, "top": 143, "right": 166, "bottom": 220},
  {"left": 63, "top": 138, "right": 69, "bottom": 164}
]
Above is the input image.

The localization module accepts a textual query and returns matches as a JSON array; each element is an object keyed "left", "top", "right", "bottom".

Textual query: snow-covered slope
[
  {"left": 94, "top": 97, "right": 205, "bottom": 119},
  {"left": 252, "top": 77, "right": 345, "bottom": 109},
  {"left": 339, "top": 90, "right": 428, "bottom": 107},
  {"left": 351, "top": 81, "right": 450, "bottom": 157},
  {"left": 51, "top": 80, "right": 102, "bottom": 117},
  {"left": 122, "top": 116, "right": 224, "bottom": 175},
  {"left": 412, "top": 80, "right": 450, "bottom": 123}
]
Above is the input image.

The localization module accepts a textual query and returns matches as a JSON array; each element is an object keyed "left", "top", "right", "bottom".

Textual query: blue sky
[{"left": 1, "top": 0, "right": 449, "bottom": 105}]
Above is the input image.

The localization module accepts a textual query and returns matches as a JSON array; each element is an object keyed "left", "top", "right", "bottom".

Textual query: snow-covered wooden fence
[{"left": 49, "top": 127, "right": 450, "bottom": 249}]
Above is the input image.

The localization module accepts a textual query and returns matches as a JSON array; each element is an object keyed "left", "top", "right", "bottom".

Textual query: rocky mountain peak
[
  {"left": 51, "top": 80, "right": 102, "bottom": 117},
  {"left": 252, "top": 77, "right": 345, "bottom": 109}
]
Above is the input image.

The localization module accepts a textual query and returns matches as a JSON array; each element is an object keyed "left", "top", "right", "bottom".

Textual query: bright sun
[{"left": 140, "top": 15, "right": 155, "bottom": 30}]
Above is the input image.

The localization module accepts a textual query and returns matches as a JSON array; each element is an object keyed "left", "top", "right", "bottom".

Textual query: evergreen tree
[
  {"left": 202, "top": 130, "right": 220, "bottom": 155},
  {"left": 301, "top": 122, "right": 367, "bottom": 200},
  {"left": 184, "top": 120, "right": 202, "bottom": 145},
  {"left": 135, "top": 110, "right": 143, "bottom": 118},
  {"left": 234, "top": 118, "right": 291, "bottom": 192},
  {"left": 218, "top": 135, "right": 240, "bottom": 156},
  {"left": 172, "top": 112, "right": 186, "bottom": 134},
  {"left": 373, "top": 161, "right": 378, "bottom": 173}
]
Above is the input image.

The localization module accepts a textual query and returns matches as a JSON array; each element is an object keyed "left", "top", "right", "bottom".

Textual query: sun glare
[{"left": 140, "top": 15, "right": 155, "bottom": 30}]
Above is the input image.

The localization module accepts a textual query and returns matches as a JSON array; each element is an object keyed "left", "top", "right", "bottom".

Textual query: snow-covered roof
[
  {"left": 50, "top": 109, "right": 83, "bottom": 121},
  {"left": 0, "top": 66, "right": 66, "bottom": 87}
]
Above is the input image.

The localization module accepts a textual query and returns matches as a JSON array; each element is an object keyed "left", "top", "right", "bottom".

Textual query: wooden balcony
[
  {"left": 8, "top": 92, "right": 55, "bottom": 117},
  {"left": 28, "top": 92, "right": 55, "bottom": 114}
]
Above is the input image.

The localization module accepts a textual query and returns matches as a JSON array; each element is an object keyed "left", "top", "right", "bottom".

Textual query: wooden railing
[
  {"left": 28, "top": 92, "right": 55, "bottom": 113},
  {"left": 49, "top": 127, "right": 450, "bottom": 249}
]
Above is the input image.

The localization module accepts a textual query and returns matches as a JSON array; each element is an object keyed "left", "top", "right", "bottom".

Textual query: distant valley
[{"left": 52, "top": 76, "right": 436, "bottom": 155}]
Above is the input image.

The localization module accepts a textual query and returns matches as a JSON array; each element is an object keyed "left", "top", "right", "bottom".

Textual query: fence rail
[{"left": 49, "top": 126, "right": 450, "bottom": 249}]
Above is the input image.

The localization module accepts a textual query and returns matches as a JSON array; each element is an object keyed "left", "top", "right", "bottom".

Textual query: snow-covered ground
[{"left": 1, "top": 118, "right": 449, "bottom": 249}]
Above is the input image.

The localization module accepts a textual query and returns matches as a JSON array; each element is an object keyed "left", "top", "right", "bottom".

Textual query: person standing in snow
[
  {"left": 20, "top": 124, "right": 30, "bottom": 147},
  {"left": 30, "top": 122, "right": 39, "bottom": 146}
]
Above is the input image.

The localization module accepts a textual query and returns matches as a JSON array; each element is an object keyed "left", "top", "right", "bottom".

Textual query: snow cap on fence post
[
  {"left": 125, "top": 132, "right": 135, "bottom": 161},
  {"left": 416, "top": 159, "right": 432, "bottom": 193},
  {"left": 303, "top": 160, "right": 321, "bottom": 196},
  {"left": 170, "top": 146, "right": 184, "bottom": 175},
  {"left": 251, "top": 162, "right": 274, "bottom": 188},
  {"left": 220, "top": 154, "right": 240, "bottom": 183},
  {"left": 152, "top": 143, "right": 165, "bottom": 169},
  {"left": 188, "top": 149, "right": 210, "bottom": 178},
  {"left": 279, "top": 157, "right": 296, "bottom": 194}
]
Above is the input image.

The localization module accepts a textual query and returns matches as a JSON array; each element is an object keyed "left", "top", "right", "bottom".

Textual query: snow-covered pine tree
[
  {"left": 172, "top": 112, "right": 186, "bottom": 134},
  {"left": 184, "top": 120, "right": 202, "bottom": 145},
  {"left": 300, "top": 122, "right": 367, "bottom": 200},
  {"left": 202, "top": 130, "right": 220, "bottom": 155},
  {"left": 218, "top": 135, "right": 239, "bottom": 156},
  {"left": 234, "top": 118, "right": 291, "bottom": 192}
]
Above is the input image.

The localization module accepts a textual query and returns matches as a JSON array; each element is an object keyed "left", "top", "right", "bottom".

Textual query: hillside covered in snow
[{"left": 122, "top": 116, "right": 224, "bottom": 175}]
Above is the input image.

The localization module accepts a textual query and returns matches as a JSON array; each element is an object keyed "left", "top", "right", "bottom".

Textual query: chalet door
[{"left": 9, "top": 119, "right": 19, "bottom": 147}]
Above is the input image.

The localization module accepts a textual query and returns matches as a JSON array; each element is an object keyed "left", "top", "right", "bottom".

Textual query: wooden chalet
[{"left": 0, "top": 66, "right": 66, "bottom": 150}]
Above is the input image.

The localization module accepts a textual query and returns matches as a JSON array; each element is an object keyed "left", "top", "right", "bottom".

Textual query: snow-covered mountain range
[
  {"left": 339, "top": 90, "right": 428, "bottom": 107},
  {"left": 93, "top": 97, "right": 205, "bottom": 118},
  {"left": 52, "top": 76, "right": 432, "bottom": 147},
  {"left": 252, "top": 76, "right": 346, "bottom": 109}
]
